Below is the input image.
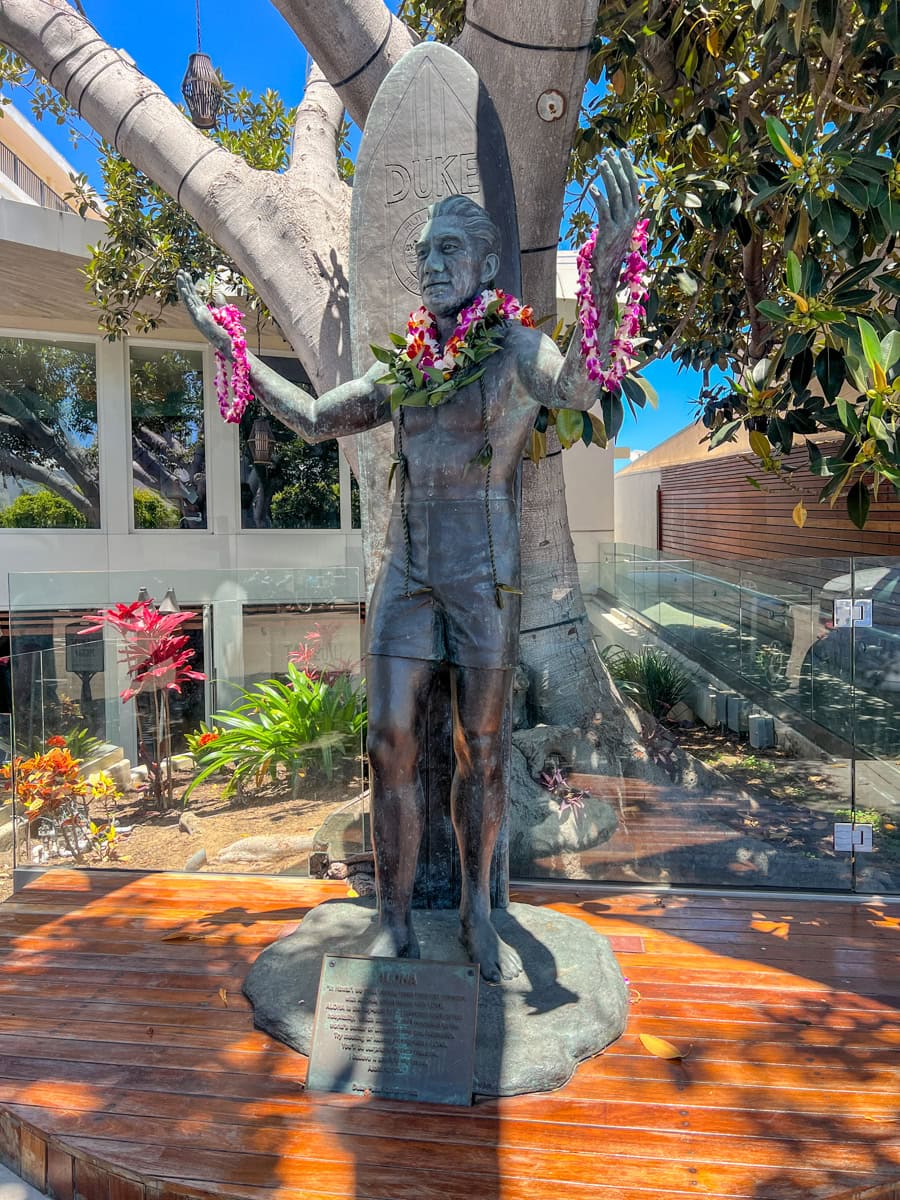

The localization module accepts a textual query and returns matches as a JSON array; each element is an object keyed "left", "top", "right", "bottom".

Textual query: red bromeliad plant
[{"left": 80, "top": 600, "right": 205, "bottom": 808}]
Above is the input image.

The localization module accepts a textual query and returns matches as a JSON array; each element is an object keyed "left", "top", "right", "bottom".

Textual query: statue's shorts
[{"left": 366, "top": 497, "right": 520, "bottom": 671}]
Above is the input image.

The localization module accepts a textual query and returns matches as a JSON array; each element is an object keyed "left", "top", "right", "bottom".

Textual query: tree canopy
[{"left": 3, "top": 0, "right": 897, "bottom": 526}]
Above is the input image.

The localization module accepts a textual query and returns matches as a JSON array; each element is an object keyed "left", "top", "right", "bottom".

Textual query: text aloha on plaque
[{"left": 306, "top": 954, "right": 479, "bottom": 1106}]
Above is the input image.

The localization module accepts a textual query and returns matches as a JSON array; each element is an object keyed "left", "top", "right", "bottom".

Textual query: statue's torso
[{"left": 367, "top": 325, "right": 545, "bottom": 668}]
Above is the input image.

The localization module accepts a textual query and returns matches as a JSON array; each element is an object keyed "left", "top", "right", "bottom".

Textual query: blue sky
[{"left": 5, "top": 0, "right": 704, "bottom": 459}]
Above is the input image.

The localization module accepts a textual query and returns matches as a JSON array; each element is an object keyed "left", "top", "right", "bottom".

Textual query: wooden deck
[{"left": 0, "top": 870, "right": 898, "bottom": 1200}]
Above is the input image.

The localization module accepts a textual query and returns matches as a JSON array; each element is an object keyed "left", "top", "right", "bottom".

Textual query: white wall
[{"left": 614, "top": 467, "right": 661, "bottom": 549}]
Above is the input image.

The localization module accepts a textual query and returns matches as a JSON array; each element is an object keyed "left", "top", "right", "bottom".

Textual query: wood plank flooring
[{"left": 0, "top": 869, "right": 898, "bottom": 1200}]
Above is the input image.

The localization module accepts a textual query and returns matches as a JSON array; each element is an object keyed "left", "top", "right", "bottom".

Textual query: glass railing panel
[
  {"left": 7, "top": 568, "right": 366, "bottom": 882},
  {"left": 689, "top": 558, "right": 742, "bottom": 665},
  {"left": 850, "top": 555, "right": 900, "bottom": 894},
  {"left": 566, "top": 554, "right": 857, "bottom": 891}
]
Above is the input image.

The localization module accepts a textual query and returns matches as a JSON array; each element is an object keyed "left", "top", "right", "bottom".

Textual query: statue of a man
[{"left": 179, "top": 151, "right": 639, "bottom": 983}]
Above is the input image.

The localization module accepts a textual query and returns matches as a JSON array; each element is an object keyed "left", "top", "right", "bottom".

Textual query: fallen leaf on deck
[
  {"left": 639, "top": 1033, "right": 690, "bottom": 1060},
  {"left": 751, "top": 920, "right": 790, "bottom": 939},
  {"left": 346, "top": 887, "right": 359, "bottom": 898},
  {"left": 219, "top": 988, "right": 228, "bottom": 1006}
]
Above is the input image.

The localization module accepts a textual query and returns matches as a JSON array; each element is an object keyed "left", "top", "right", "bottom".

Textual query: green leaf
[
  {"left": 786, "top": 251, "right": 802, "bottom": 293},
  {"left": 755, "top": 300, "right": 789, "bottom": 322},
  {"left": 819, "top": 199, "right": 853, "bottom": 245},
  {"left": 881, "top": 330, "right": 900, "bottom": 371},
  {"left": 874, "top": 273, "right": 900, "bottom": 297},
  {"left": 815, "top": 347, "right": 845, "bottom": 401},
  {"left": 581, "top": 411, "right": 593, "bottom": 447},
  {"left": 749, "top": 430, "right": 772, "bottom": 460},
  {"left": 808, "top": 440, "right": 831, "bottom": 476},
  {"left": 847, "top": 480, "right": 871, "bottom": 529},
  {"left": 369, "top": 343, "right": 393, "bottom": 364},
  {"left": 859, "top": 317, "right": 884, "bottom": 372},
  {"left": 835, "top": 395, "right": 861, "bottom": 435},
  {"left": 834, "top": 177, "right": 869, "bottom": 210},
  {"left": 709, "top": 418, "right": 742, "bottom": 448},
  {"left": 556, "top": 407, "right": 586, "bottom": 449},
  {"left": 766, "top": 117, "right": 801, "bottom": 165},
  {"left": 601, "top": 391, "right": 625, "bottom": 440}
]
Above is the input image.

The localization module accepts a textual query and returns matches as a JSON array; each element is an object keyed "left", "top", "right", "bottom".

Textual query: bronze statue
[{"left": 179, "top": 149, "right": 639, "bottom": 983}]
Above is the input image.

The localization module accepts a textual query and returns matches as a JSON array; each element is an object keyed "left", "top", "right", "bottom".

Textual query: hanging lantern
[
  {"left": 181, "top": 1, "right": 222, "bottom": 130},
  {"left": 249, "top": 417, "right": 275, "bottom": 466}
]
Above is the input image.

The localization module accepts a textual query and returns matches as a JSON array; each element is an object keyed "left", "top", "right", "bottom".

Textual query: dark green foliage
[{"left": 601, "top": 644, "right": 693, "bottom": 720}]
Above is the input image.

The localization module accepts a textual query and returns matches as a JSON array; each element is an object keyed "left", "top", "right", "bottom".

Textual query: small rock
[
  {"left": 179, "top": 810, "right": 201, "bottom": 835},
  {"left": 184, "top": 849, "right": 207, "bottom": 872},
  {"left": 171, "top": 753, "right": 195, "bottom": 770},
  {"left": 326, "top": 861, "right": 349, "bottom": 879},
  {"left": 214, "top": 834, "right": 314, "bottom": 865},
  {"left": 131, "top": 764, "right": 149, "bottom": 782},
  {"left": 667, "top": 701, "right": 695, "bottom": 725}
]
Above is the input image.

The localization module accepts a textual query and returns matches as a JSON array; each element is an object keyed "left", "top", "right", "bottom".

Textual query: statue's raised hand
[
  {"left": 589, "top": 150, "right": 641, "bottom": 299},
  {"left": 176, "top": 270, "right": 233, "bottom": 359}
]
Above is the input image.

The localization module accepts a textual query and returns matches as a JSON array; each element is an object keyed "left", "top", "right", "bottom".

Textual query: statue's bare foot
[
  {"left": 363, "top": 916, "right": 420, "bottom": 960},
  {"left": 460, "top": 914, "right": 523, "bottom": 983}
]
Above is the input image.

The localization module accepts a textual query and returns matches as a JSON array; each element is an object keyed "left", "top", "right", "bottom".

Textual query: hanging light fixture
[
  {"left": 249, "top": 416, "right": 275, "bottom": 466},
  {"left": 181, "top": 0, "right": 223, "bottom": 131}
]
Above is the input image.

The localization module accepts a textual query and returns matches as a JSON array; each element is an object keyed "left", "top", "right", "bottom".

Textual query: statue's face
[{"left": 415, "top": 215, "right": 498, "bottom": 317}]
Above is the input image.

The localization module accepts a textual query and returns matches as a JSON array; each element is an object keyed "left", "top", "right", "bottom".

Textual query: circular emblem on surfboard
[{"left": 391, "top": 208, "right": 430, "bottom": 295}]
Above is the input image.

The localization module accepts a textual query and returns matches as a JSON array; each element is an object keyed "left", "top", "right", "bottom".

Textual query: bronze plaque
[{"left": 306, "top": 954, "right": 479, "bottom": 1106}]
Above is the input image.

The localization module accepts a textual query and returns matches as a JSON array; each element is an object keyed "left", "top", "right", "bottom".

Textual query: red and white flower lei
[
  {"left": 403, "top": 288, "right": 535, "bottom": 375},
  {"left": 576, "top": 219, "right": 650, "bottom": 391},
  {"left": 208, "top": 304, "right": 254, "bottom": 423}
]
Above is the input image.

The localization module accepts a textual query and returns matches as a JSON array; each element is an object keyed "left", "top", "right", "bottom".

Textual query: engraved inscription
[
  {"left": 385, "top": 152, "right": 480, "bottom": 205},
  {"left": 391, "top": 208, "right": 429, "bottom": 294},
  {"left": 307, "top": 955, "right": 478, "bottom": 1106}
]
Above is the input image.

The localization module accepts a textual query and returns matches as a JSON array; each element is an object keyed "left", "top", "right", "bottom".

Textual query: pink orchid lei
[
  {"left": 208, "top": 304, "right": 255, "bottom": 423},
  {"left": 405, "top": 288, "right": 534, "bottom": 374},
  {"left": 376, "top": 288, "right": 534, "bottom": 410},
  {"left": 576, "top": 219, "right": 650, "bottom": 391}
]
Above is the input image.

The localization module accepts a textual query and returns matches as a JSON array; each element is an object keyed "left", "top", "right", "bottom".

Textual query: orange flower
[
  {"left": 198, "top": 731, "right": 219, "bottom": 747},
  {"left": 46, "top": 735, "right": 67, "bottom": 749}
]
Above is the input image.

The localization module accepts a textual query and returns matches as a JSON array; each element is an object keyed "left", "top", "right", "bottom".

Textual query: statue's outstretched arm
[
  {"left": 520, "top": 152, "right": 641, "bottom": 413},
  {"left": 176, "top": 272, "right": 390, "bottom": 443}
]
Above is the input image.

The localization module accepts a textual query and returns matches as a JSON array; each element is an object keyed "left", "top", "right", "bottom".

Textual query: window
[
  {"left": 129, "top": 346, "right": 206, "bottom": 529},
  {"left": 239, "top": 356, "right": 342, "bottom": 530},
  {"left": 0, "top": 336, "right": 99, "bottom": 529}
]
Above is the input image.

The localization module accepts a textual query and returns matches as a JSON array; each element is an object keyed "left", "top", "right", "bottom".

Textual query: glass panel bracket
[
  {"left": 833, "top": 598, "right": 873, "bottom": 628},
  {"left": 833, "top": 822, "right": 874, "bottom": 852}
]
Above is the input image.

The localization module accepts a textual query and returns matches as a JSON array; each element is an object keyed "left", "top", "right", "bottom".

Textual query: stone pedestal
[{"left": 244, "top": 898, "right": 628, "bottom": 1097}]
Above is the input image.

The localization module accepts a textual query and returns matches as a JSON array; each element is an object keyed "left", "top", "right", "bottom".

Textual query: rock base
[{"left": 244, "top": 899, "right": 628, "bottom": 1097}]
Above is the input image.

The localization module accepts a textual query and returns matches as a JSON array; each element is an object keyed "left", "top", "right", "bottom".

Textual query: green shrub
[
  {"left": 0, "top": 489, "right": 86, "bottom": 528},
  {"left": 133, "top": 488, "right": 180, "bottom": 529},
  {"left": 601, "top": 644, "right": 692, "bottom": 720},
  {"left": 184, "top": 661, "right": 366, "bottom": 800}
]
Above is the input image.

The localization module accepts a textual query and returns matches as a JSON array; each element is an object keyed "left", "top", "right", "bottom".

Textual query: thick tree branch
[
  {"left": 456, "top": 0, "right": 600, "bottom": 319},
  {"left": 289, "top": 63, "right": 346, "bottom": 185},
  {"left": 0, "top": 449, "right": 96, "bottom": 519},
  {"left": 268, "top": 0, "right": 416, "bottom": 128}
]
